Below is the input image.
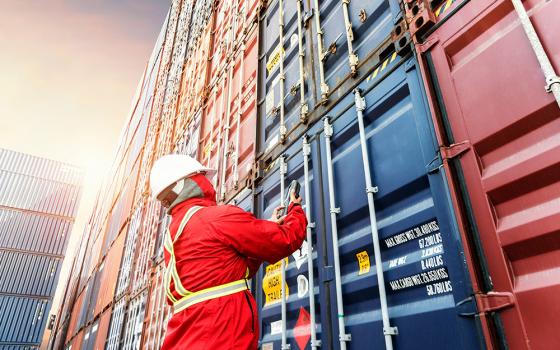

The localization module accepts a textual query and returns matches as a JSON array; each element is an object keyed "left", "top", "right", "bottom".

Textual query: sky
[{"left": 0, "top": 0, "right": 169, "bottom": 345}]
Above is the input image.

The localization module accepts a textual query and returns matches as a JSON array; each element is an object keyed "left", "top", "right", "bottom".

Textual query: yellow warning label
[
  {"left": 262, "top": 258, "right": 289, "bottom": 305},
  {"left": 356, "top": 251, "right": 370, "bottom": 275},
  {"left": 266, "top": 44, "right": 285, "bottom": 74}
]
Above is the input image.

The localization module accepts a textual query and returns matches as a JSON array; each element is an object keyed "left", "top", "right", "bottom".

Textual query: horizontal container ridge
[
  {"left": 52, "top": 0, "right": 559, "bottom": 349},
  {"left": 0, "top": 148, "right": 83, "bottom": 187},
  {"left": 0, "top": 170, "right": 81, "bottom": 218}
]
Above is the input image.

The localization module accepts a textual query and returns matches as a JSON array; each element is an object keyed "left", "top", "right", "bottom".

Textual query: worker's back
[{"left": 160, "top": 174, "right": 307, "bottom": 350}]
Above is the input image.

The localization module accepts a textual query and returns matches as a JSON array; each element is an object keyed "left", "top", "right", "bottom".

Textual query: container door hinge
[
  {"left": 253, "top": 160, "right": 264, "bottom": 184},
  {"left": 457, "top": 292, "right": 515, "bottom": 317},
  {"left": 440, "top": 140, "right": 471, "bottom": 160}
]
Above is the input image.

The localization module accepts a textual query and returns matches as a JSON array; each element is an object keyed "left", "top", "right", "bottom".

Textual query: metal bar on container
[
  {"left": 312, "top": 0, "right": 329, "bottom": 102},
  {"left": 510, "top": 0, "right": 560, "bottom": 107},
  {"left": 302, "top": 136, "right": 320, "bottom": 349},
  {"left": 220, "top": 0, "right": 242, "bottom": 198},
  {"left": 214, "top": 77, "right": 227, "bottom": 189},
  {"left": 207, "top": 84, "right": 218, "bottom": 170},
  {"left": 296, "top": 0, "right": 309, "bottom": 123},
  {"left": 233, "top": 40, "right": 246, "bottom": 190},
  {"left": 220, "top": 63, "right": 235, "bottom": 201},
  {"left": 341, "top": 0, "right": 358, "bottom": 75},
  {"left": 323, "top": 117, "right": 351, "bottom": 350},
  {"left": 354, "top": 89, "right": 397, "bottom": 349},
  {"left": 278, "top": 0, "right": 287, "bottom": 143},
  {"left": 279, "top": 154, "right": 289, "bottom": 349}
]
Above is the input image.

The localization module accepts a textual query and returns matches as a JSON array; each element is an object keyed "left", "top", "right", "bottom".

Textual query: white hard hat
[{"left": 150, "top": 154, "right": 216, "bottom": 200}]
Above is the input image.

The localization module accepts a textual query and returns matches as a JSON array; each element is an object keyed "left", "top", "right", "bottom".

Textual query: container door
[
  {"left": 254, "top": 137, "right": 330, "bottom": 350},
  {"left": 257, "top": 0, "right": 316, "bottom": 154},
  {"left": 418, "top": 0, "right": 560, "bottom": 348},
  {"left": 310, "top": 0, "right": 398, "bottom": 99},
  {"left": 317, "top": 53, "right": 484, "bottom": 349}
]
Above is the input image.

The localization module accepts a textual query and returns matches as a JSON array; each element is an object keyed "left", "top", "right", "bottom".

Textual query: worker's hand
[
  {"left": 290, "top": 190, "right": 303, "bottom": 205},
  {"left": 270, "top": 206, "right": 286, "bottom": 224}
]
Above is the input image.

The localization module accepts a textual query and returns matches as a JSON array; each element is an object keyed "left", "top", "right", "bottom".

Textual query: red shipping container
[
  {"left": 208, "top": 0, "right": 259, "bottom": 86},
  {"left": 177, "top": 17, "right": 214, "bottom": 136},
  {"left": 65, "top": 291, "right": 84, "bottom": 343},
  {"left": 199, "top": 27, "right": 258, "bottom": 201},
  {"left": 416, "top": 0, "right": 560, "bottom": 349},
  {"left": 94, "top": 229, "right": 126, "bottom": 316},
  {"left": 70, "top": 330, "right": 84, "bottom": 350},
  {"left": 93, "top": 309, "right": 112, "bottom": 350}
]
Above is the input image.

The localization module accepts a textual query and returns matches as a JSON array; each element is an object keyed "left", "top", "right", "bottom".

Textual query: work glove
[{"left": 270, "top": 191, "right": 303, "bottom": 224}]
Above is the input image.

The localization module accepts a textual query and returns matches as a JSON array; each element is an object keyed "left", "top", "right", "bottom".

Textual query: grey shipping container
[
  {"left": 0, "top": 170, "right": 80, "bottom": 218},
  {"left": 0, "top": 208, "right": 72, "bottom": 256},
  {"left": 0, "top": 149, "right": 82, "bottom": 349},
  {"left": 0, "top": 149, "right": 82, "bottom": 187}
]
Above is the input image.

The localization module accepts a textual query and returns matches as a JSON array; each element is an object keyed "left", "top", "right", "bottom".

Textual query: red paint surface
[
  {"left": 418, "top": 0, "right": 560, "bottom": 348},
  {"left": 208, "top": 0, "right": 259, "bottom": 86},
  {"left": 93, "top": 310, "right": 112, "bottom": 350},
  {"left": 177, "top": 19, "right": 214, "bottom": 135},
  {"left": 70, "top": 330, "right": 84, "bottom": 350},
  {"left": 65, "top": 291, "right": 84, "bottom": 342},
  {"left": 94, "top": 230, "right": 125, "bottom": 316}
]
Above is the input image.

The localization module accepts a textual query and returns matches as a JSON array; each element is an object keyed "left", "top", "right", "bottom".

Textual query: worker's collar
[{"left": 168, "top": 174, "right": 217, "bottom": 215}]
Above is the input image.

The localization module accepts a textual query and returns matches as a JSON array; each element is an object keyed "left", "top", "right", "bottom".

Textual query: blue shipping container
[
  {"left": 257, "top": 0, "right": 317, "bottom": 153},
  {"left": 253, "top": 52, "right": 484, "bottom": 349},
  {"left": 0, "top": 295, "right": 51, "bottom": 345},
  {"left": 0, "top": 250, "right": 62, "bottom": 297}
]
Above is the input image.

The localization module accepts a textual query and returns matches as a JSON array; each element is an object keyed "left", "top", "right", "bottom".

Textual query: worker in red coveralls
[{"left": 149, "top": 154, "right": 307, "bottom": 350}]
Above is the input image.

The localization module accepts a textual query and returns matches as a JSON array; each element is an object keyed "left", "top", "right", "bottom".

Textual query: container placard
[{"left": 262, "top": 258, "right": 289, "bottom": 306}]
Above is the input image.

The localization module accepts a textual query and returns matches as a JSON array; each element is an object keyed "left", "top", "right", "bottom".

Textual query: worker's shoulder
[{"left": 197, "top": 204, "right": 249, "bottom": 218}]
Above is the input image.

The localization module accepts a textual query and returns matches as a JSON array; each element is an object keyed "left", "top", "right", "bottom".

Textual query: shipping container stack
[
  {"left": 0, "top": 149, "right": 83, "bottom": 350},
  {"left": 52, "top": 0, "right": 560, "bottom": 349}
]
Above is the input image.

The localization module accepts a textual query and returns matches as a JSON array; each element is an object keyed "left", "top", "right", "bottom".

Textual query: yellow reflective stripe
[
  {"left": 165, "top": 258, "right": 178, "bottom": 303},
  {"left": 245, "top": 267, "right": 250, "bottom": 278},
  {"left": 173, "top": 279, "right": 249, "bottom": 314},
  {"left": 174, "top": 206, "right": 202, "bottom": 243},
  {"left": 164, "top": 229, "right": 173, "bottom": 253},
  {"left": 166, "top": 206, "right": 204, "bottom": 300},
  {"left": 172, "top": 265, "right": 191, "bottom": 296}
]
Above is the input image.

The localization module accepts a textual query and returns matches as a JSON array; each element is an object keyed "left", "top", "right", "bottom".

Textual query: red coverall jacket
[{"left": 161, "top": 174, "right": 307, "bottom": 350}]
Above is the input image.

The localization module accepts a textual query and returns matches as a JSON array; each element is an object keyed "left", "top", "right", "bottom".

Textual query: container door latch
[
  {"left": 457, "top": 291, "right": 515, "bottom": 317},
  {"left": 440, "top": 140, "right": 471, "bottom": 160},
  {"left": 426, "top": 140, "right": 471, "bottom": 173}
]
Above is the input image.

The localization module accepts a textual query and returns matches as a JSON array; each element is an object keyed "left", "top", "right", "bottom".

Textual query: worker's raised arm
[{"left": 210, "top": 203, "right": 307, "bottom": 264}]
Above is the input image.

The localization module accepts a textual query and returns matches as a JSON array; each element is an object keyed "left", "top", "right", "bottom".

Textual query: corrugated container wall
[
  {"left": 51, "top": 0, "right": 560, "bottom": 349},
  {"left": 0, "top": 148, "right": 83, "bottom": 349}
]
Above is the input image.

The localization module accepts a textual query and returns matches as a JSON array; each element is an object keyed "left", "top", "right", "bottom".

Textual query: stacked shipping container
[
  {"left": 0, "top": 148, "right": 82, "bottom": 349},
  {"left": 51, "top": 0, "right": 559, "bottom": 349}
]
